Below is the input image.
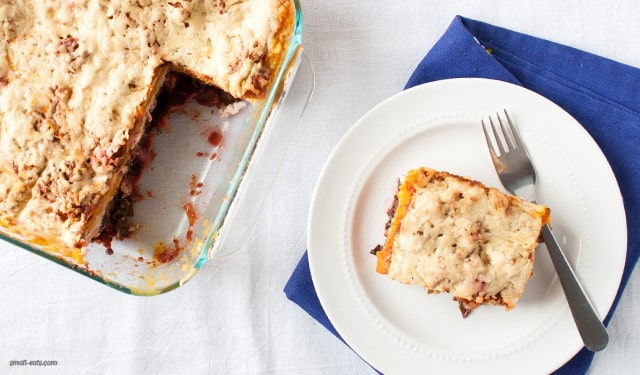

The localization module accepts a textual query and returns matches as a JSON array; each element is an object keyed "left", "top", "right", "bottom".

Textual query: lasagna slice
[
  {"left": 375, "top": 167, "right": 550, "bottom": 317},
  {"left": 0, "top": 0, "right": 295, "bottom": 260}
]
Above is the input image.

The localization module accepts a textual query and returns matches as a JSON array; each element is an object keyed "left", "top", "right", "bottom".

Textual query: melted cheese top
[
  {"left": 386, "top": 168, "right": 549, "bottom": 309},
  {"left": 0, "top": 0, "right": 293, "bottom": 254}
]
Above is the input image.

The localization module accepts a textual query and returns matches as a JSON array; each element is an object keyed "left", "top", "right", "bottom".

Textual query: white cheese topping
[
  {"left": 385, "top": 168, "right": 548, "bottom": 311},
  {"left": 0, "top": 0, "right": 293, "bottom": 254}
]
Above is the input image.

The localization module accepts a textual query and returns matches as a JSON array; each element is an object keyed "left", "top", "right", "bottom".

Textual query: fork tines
[{"left": 481, "top": 109, "right": 521, "bottom": 156}]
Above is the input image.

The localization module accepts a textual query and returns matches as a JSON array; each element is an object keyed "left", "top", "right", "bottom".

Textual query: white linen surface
[{"left": 1, "top": 1, "right": 639, "bottom": 374}]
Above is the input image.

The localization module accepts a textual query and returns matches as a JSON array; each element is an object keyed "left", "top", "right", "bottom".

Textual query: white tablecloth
[{"left": 1, "top": 1, "right": 639, "bottom": 374}]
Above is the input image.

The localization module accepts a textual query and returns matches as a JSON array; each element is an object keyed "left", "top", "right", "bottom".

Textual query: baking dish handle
[{"left": 208, "top": 48, "right": 315, "bottom": 258}]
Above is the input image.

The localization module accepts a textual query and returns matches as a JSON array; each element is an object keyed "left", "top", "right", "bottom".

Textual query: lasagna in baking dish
[
  {"left": 0, "top": 0, "right": 294, "bottom": 260},
  {"left": 374, "top": 167, "right": 550, "bottom": 317}
]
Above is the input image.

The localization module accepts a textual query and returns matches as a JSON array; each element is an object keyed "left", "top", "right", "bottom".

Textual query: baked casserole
[
  {"left": 0, "top": 0, "right": 295, "bottom": 260},
  {"left": 374, "top": 167, "right": 550, "bottom": 317}
]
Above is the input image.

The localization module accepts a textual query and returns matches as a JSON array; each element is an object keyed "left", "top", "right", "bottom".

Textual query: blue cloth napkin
[{"left": 285, "top": 15, "right": 640, "bottom": 374}]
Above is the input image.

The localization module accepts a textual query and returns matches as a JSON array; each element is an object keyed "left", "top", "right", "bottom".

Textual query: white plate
[{"left": 307, "top": 78, "right": 626, "bottom": 374}]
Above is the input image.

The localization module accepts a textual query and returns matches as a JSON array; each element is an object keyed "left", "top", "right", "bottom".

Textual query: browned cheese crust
[
  {"left": 0, "top": 0, "right": 295, "bottom": 260},
  {"left": 375, "top": 167, "right": 550, "bottom": 317}
]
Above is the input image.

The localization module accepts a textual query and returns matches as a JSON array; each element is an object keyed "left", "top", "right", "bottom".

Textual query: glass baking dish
[{"left": 0, "top": 0, "right": 314, "bottom": 295}]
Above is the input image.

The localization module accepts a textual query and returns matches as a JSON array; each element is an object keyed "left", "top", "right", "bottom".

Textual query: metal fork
[{"left": 481, "top": 110, "right": 608, "bottom": 352}]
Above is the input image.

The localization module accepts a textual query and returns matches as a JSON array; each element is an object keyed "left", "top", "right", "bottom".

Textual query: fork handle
[{"left": 541, "top": 224, "right": 609, "bottom": 352}]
